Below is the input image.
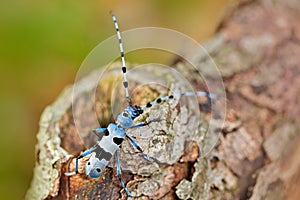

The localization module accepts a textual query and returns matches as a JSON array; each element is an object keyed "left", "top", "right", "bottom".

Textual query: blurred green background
[{"left": 0, "top": 0, "right": 234, "bottom": 199}]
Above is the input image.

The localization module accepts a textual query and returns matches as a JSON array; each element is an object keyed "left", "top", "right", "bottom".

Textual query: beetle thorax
[{"left": 116, "top": 112, "right": 133, "bottom": 129}]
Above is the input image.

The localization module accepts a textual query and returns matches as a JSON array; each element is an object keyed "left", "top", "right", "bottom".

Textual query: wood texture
[{"left": 26, "top": 0, "right": 300, "bottom": 199}]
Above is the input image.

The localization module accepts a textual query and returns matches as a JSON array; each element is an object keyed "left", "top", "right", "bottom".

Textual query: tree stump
[{"left": 26, "top": 0, "right": 300, "bottom": 199}]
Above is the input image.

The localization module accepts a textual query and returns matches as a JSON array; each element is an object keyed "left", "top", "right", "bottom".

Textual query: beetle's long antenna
[{"left": 110, "top": 11, "right": 132, "bottom": 106}]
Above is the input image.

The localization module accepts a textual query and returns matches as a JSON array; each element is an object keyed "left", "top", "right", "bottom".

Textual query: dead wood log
[{"left": 26, "top": 0, "right": 300, "bottom": 199}]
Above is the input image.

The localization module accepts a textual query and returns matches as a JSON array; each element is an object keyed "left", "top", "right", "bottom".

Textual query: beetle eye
[{"left": 123, "top": 112, "right": 128, "bottom": 117}]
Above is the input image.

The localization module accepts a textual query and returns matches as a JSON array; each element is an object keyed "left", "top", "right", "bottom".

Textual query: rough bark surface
[{"left": 26, "top": 0, "right": 300, "bottom": 199}]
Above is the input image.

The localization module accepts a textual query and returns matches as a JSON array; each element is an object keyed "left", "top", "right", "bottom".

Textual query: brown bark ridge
[{"left": 26, "top": 0, "right": 300, "bottom": 199}]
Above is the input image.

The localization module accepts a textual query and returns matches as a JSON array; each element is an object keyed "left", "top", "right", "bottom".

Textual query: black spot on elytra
[
  {"left": 113, "top": 137, "right": 124, "bottom": 145},
  {"left": 95, "top": 146, "right": 113, "bottom": 161},
  {"left": 104, "top": 129, "right": 109, "bottom": 136}
]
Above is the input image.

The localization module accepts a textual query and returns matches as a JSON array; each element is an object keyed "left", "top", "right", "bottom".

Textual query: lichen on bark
[
  {"left": 26, "top": 61, "right": 219, "bottom": 199},
  {"left": 27, "top": 0, "right": 300, "bottom": 199}
]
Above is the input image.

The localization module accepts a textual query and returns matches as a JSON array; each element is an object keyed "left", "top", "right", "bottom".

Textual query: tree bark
[{"left": 26, "top": 0, "right": 300, "bottom": 199}]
